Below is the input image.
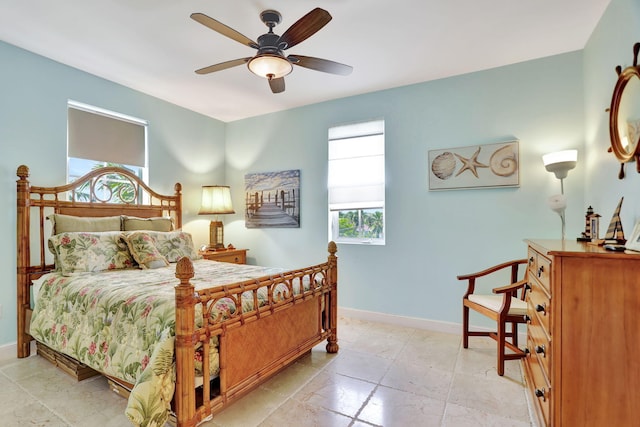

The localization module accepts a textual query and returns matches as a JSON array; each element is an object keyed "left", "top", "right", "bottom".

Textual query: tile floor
[{"left": 0, "top": 317, "right": 534, "bottom": 426}]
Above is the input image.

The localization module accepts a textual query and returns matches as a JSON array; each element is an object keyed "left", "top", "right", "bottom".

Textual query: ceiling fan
[{"left": 191, "top": 8, "right": 353, "bottom": 94}]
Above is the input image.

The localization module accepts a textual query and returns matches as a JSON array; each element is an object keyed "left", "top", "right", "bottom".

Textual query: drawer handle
[
  {"left": 535, "top": 388, "right": 547, "bottom": 401},
  {"left": 524, "top": 347, "right": 530, "bottom": 355},
  {"left": 535, "top": 344, "right": 546, "bottom": 356},
  {"left": 537, "top": 265, "right": 544, "bottom": 278},
  {"left": 524, "top": 283, "right": 532, "bottom": 291},
  {"left": 529, "top": 256, "right": 534, "bottom": 265},
  {"left": 524, "top": 314, "right": 531, "bottom": 323},
  {"left": 536, "top": 303, "right": 547, "bottom": 314}
]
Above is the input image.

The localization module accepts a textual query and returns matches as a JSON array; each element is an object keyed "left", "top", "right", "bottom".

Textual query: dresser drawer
[
  {"left": 527, "top": 315, "right": 551, "bottom": 378},
  {"left": 209, "top": 253, "right": 244, "bottom": 264},
  {"left": 527, "top": 280, "right": 551, "bottom": 335},
  {"left": 200, "top": 249, "right": 247, "bottom": 264},
  {"left": 528, "top": 249, "right": 551, "bottom": 293},
  {"left": 524, "top": 336, "right": 551, "bottom": 427}
]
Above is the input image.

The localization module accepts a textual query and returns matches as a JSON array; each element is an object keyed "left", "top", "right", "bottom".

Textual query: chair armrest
[
  {"left": 492, "top": 278, "right": 528, "bottom": 294},
  {"left": 456, "top": 259, "right": 528, "bottom": 281},
  {"left": 457, "top": 259, "right": 527, "bottom": 299}
]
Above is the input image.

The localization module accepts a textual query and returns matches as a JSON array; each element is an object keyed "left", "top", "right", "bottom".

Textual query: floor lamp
[
  {"left": 199, "top": 185, "right": 235, "bottom": 251},
  {"left": 543, "top": 150, "right": 578, "bottom": 240}
]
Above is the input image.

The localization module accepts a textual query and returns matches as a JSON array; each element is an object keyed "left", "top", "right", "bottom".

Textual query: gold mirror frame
[{"left": 609, "top": 42, "right": 640, "bottom": 179}]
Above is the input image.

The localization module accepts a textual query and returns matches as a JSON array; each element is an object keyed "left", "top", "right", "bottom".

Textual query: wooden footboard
[{"left": 173, "top": 242, "right": 338, "bottom": 427}]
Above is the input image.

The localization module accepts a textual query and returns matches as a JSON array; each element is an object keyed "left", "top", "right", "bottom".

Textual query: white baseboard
[
  {"left": 338, "top": 306, "right": 461, "bottom": 335},
  {"left": 338, "top": 306, "right": 528, "bottom": 343}
]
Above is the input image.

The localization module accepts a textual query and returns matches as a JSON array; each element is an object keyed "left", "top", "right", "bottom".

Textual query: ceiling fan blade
[
  {"left": 268, "top": 77, "right": 285, "bottom": 93},
  {"left": 288, "top": 55, "right": 353, "bottom": 76},
  {"left": 191, "top": 13, "right": 259, "bottom": 49},
  {"left": 195, "top": 57, "right": 251, "bottom": 74},
  {"left": 277, "top": 8, "right": 332, "bottom": 50}
]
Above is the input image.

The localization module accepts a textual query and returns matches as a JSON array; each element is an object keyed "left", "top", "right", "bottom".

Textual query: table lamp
[{"left": 198, "top": 185, "right": 235, "bottom": 250}]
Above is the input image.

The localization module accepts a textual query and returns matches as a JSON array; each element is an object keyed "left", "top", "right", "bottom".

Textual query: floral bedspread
[{"left": 29, "top": 260, "right": 290, "bottom": 426}]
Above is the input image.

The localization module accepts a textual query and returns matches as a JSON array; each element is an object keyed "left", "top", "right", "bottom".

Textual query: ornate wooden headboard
[{"left": 16, "top": 165, "right": 182, "bottom": 357}]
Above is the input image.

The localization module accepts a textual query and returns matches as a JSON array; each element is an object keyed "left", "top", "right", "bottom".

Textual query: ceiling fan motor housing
[{"left": 260, "top": 10, "right": 282, "bottom": 28}]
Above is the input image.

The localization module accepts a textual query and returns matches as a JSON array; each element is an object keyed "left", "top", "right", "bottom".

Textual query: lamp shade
[
  {"left": 199, "top": 186, "right": 235, "bottom": 215},
  {"left": 248, "top": 54, "right": 293, "bottom": 79},
  {"left": 542, "top": 150, "right": 578, "bottom": 180}
]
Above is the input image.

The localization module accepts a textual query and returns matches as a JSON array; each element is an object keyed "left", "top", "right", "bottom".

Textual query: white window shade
[
  {"left": 328, "top": 122, "right": 384, "bottom": 210},
  {"left": 68, "top": 106, "right": 146, "bottom": 167}
]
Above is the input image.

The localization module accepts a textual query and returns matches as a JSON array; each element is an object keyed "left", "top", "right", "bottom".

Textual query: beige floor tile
[
  {"left": 443, "top": 402, "right": 532, "bottom": 427},
  {"left": 259, "top": 359, "right": 322, "bottom": 397},
  {"left": 293, "top": 371, "right": 376, "bottom": 418},
  {"left": 201, "top": 387, "right": 287, "bottom": 427},
  {"left": 395, "top": 339, "right": 460, "bottom": 372},
  {"left": 380, "top": 360, "right": 453, "bottom": 401},
  {"left": 259, "top": 398, "right": 352, "bottom": 427},
  {"left": 357, "top": 385, "right": 446, "bottom": 427},
  {"left": 325, "top": 347, "right": 394, "bottom": 383},
  {"left": 448, "top": 372, "right": 530, "bottom": 422},
  {"left": 456, "top": 337, "right": 524, "bottom": 380}
]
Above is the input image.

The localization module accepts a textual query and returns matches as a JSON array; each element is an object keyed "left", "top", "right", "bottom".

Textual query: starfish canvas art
[{"left": 428, "top": 141, "right": 520, "bottom": 190}]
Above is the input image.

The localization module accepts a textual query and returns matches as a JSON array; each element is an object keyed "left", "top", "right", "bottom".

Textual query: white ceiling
[{"left": 0, "top": 1, "right": 611, "bottom": 122}]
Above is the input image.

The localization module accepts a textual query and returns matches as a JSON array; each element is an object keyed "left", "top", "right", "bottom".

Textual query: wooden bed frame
[{"left": 16, "top": 165, "right": 338, "bottom": 427}]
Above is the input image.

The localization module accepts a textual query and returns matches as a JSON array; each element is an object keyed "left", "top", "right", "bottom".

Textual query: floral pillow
[
  {"left": 139, "top": 231, "right": 201, "bottom": 263},
  {"left": 124, "top": 232, "right": 170, "bottom": 269},
  {"left": 48, "top": 231, "right": 136, "bottom": 275}
]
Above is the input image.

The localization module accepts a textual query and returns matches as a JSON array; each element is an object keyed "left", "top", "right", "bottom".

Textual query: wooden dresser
[{"left": 524, "top": 239, "right": 640, "bottom": 426}]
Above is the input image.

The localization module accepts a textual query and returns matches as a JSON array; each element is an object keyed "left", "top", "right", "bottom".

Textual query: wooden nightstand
[{"left": 200, "top": 248, "right": 247, "bottom": 264}]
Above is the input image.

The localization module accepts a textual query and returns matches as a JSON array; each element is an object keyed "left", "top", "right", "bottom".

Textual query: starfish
[{"left": 455, "top": 146, "right": 488, "bottom": 178}]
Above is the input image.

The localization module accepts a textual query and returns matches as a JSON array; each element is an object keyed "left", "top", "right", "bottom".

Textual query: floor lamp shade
[{"left": 199, "top": 186, "right": 235, "bottom": 250}]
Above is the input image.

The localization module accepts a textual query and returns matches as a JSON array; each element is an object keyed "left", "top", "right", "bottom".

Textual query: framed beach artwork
[
  {"left": 244, "top": 169, "right": 300, "bottom": 228},
  {"left": 428, "top": 140, "right": 519, "bottom": 190}
]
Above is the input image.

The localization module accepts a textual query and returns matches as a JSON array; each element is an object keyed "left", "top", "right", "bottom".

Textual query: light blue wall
[
  {"left": 0, "top": 41, "right": 226, "bottom": 345},
  {"left": 584, "top": 0, "right": 640, "bottom": 229},
  {"left": 225, "top": 52, "right": 586, "bottom": 326}
]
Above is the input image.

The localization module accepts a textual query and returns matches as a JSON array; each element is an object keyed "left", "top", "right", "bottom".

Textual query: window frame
[{"left": 328, "top": 119, "right": 385, "bottom": 245}]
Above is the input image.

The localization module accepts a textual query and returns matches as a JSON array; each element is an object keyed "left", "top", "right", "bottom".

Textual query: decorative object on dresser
[
  {"left": 578, "top": 205, "right": 600, "bottom": 241},
  {"left": 603, "top": 197, "right": 626, "bottom": 244},
  {"left": 542, "top": 149, "right": 577, "bottom": 240},
  {"left": 608, "top": 42, "right": 640, "bottom": 179},
  {"left": 625, "top": 219, "right": 640, "bottom": 252},
  {"left": 428, "top": 140, "right": 519, "bottom": 190},
  {"left": 200, "top": 248, "right": 247, "bottom": 264},
  {"left": 456, "top": 259, "right": 528, "bottom": 376},
  {"left": 199, "top": 185, "right": 235, "bottom": 250},
  {"left": 523, "top": 239, "right": 640, "bottom": 426}
]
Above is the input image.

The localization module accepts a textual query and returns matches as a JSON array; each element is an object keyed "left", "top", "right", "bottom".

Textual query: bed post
[
  {"left": 174, "top": 257, "right": 197, "bottom": 427},
  {"left": 174, "top": 182, "right": 183, "bottom": 229},
  {"left": 326, "top": 241, "right": 339, "bottom": 354},
  {"left": 16, "top": 165, "right": 31, "bottom": 358}
]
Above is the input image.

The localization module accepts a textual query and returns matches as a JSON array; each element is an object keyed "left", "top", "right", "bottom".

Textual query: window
[
  {"left": 328, "top": 119, "right": 385, "bottom": 244},
  {"left": 67, "top": 101, "right": 148, "bottom": 202}
]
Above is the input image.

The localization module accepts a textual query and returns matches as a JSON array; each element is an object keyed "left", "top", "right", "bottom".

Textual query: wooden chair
[{"left": 457, "top": 259, "right": 529, "bottom": 376}]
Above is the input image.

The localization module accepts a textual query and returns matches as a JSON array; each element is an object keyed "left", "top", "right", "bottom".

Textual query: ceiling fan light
[{"left": 248, "top": 54, "right": 292, "bottom": 79}]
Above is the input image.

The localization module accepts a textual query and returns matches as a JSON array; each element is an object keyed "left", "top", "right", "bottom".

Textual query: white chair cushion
[{"left": 468, "top": 294, "right": 528, "bottom": 316}]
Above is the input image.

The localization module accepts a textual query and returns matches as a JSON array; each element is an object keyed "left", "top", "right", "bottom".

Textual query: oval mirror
[{"left": 609, "top": 43, "right": 640, "bottom": 178}]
